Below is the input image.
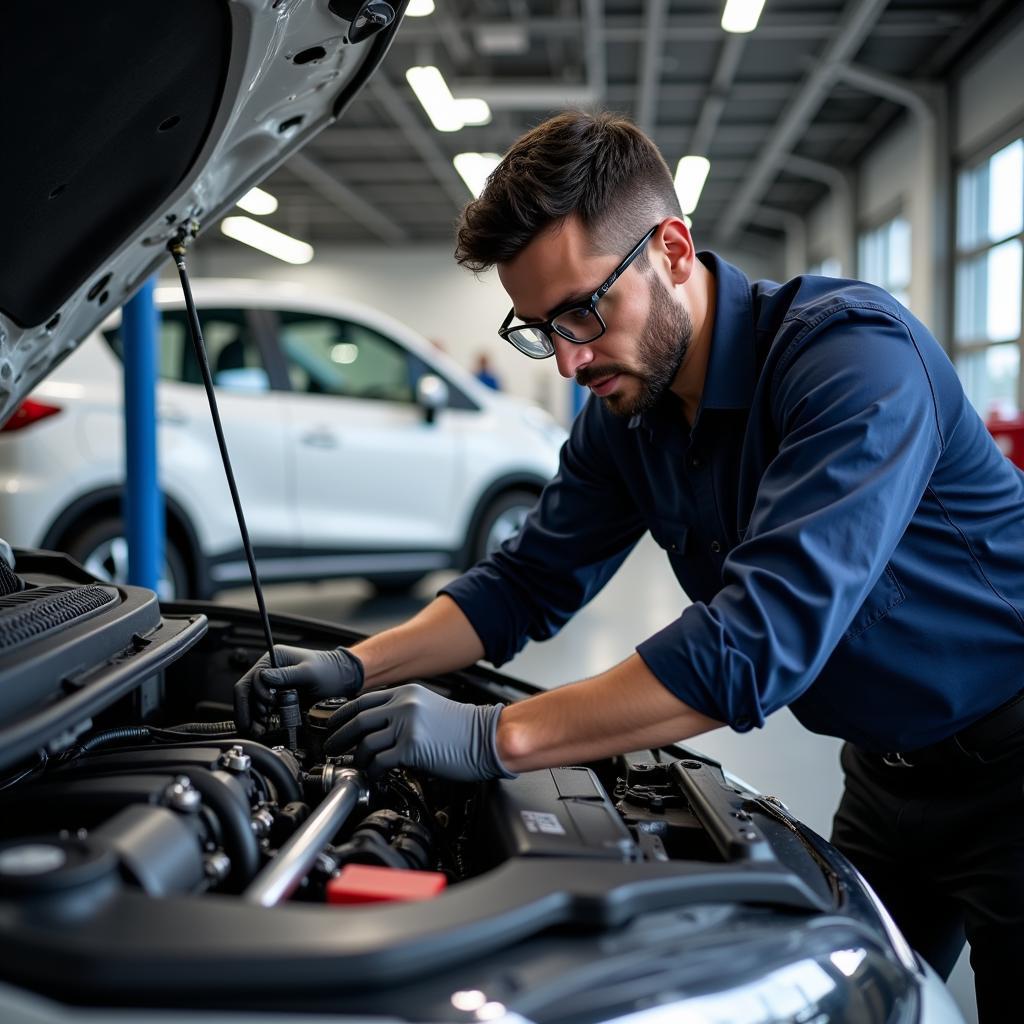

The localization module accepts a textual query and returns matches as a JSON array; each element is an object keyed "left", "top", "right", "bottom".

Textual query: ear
[{"left": 654, "top": 218, "right": 695, "bottom": 286}]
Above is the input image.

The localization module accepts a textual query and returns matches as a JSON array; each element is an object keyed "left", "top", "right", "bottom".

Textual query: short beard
[{"left": 583, "top": 275, "right": 692, "bottom": 419}]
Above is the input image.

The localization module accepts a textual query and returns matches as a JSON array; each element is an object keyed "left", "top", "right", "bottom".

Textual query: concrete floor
[{"left": 218, "top": 533, "right": 977, "bottom": 1021}]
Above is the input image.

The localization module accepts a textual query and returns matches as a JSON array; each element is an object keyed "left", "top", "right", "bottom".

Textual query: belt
[{"left": 880, "top": 690, "right": 1024, "bottom": 769}]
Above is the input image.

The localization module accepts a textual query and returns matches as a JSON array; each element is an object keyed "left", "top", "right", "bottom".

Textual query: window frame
[
  {"left": 263, "top": 309, "right": 480, "bottom": 412},
  {"left": 953, "top": 128, "right": 1024, "bottom": 414},
  {"left": 102, "top": 306, "right": 285, "bottom": 392},
  {"left": 856, "top": 206, "right": 912, "bottom": 309}
]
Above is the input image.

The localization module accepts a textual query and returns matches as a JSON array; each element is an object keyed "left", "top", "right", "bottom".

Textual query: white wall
[
  {"left": 177, "top": 239, "right": 780, "bottom": 424},
  {"left": 956, "top": 17, "right": 1024, "bottom": 157}
]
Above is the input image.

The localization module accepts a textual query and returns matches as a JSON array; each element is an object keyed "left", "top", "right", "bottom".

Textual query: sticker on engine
[{"left": 521, "top": 810, "right": 565, "bottom": 835}]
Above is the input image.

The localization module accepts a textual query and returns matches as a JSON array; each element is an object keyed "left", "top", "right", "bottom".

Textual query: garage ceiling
[{"left": 214, "top": 0, "right": 1021, "bottom": 258}]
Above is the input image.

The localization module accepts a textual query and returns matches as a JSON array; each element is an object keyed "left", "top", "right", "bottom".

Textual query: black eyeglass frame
[{"left": 498, "top": 224, "right": 660, "bottom": 359}]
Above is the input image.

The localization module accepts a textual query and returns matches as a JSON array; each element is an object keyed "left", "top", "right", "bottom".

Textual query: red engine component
[{"left": 326, "top": 864, "right": 448, "bottom": 905}]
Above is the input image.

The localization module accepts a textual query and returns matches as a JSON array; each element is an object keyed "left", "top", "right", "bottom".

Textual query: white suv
[{"left": 0, "top": 280, "right": 565, "bottom": 598}]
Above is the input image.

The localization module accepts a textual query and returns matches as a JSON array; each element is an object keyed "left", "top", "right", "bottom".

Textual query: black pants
[{"left": 830, "top": 741, "right": 1024, "bottom": 1022}]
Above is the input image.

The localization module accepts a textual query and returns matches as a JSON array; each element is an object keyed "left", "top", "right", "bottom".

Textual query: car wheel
[
  {"left": 64, "top": 518, "right": 191, "bottom": 600},
  {"left": 471, "top": 489, "right": 537, "bottom": 564}
]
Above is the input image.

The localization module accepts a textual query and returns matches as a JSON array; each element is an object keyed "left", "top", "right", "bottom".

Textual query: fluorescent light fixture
[
  {"left": 235, "top": 186, "right": 278, "bottom": 216},
  {"left": 453, "top": 97, "right": 491, "bottom": 126},
  {"left": 722, "top": 0, "right": 766, "bottom": 33},
  {"left": 405, "top": 66, "right": 491, "bottom": 131},
  {"left": 220, "top": 216, "right": 314, "bottom": 264},
  {"left": 674, "top": 156, "right": 711, "bottom": 216},
  {"left": 405, "top": 0, "right": 434, "bottom": 14},
  {"left": 453, "top": 152, "right": 501, "bottom": 198}
]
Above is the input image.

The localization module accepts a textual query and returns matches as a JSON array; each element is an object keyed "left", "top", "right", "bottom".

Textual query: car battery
[{"left": 486, "top": 766, "right": 638, "bottom": 861}]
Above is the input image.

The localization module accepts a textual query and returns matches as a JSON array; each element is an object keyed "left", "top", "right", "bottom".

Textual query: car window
[
  {"left": 278, "top": 312, "right": 414, "bottom": 404},
  {"left": 104, "top": 308, "right": 270, "bottom": 392}
]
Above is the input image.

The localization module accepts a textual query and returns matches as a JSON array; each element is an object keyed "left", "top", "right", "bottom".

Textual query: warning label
[{"left": 521, "top": 810, "right": 565, "bottom": 835}]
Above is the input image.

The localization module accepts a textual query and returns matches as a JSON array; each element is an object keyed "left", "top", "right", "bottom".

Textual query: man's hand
[
  {"left": 323, "top": 683, "right": 516, "bottom": 782},
  {"left": 234, "top": 644, "right": 364, "bottom": 736}
]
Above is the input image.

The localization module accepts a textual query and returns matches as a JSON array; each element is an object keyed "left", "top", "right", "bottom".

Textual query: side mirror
[{"left": 416, "top": 374, "right": 449, "bottom": 425}]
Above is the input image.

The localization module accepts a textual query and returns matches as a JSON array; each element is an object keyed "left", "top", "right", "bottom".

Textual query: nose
[{"left": 552, "top": 335, "right": 594, "bottom": 380}]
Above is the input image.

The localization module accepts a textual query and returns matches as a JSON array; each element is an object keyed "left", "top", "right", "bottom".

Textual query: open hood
[{"left": 0, "top": 0, "right": 405, "bottom": 427}]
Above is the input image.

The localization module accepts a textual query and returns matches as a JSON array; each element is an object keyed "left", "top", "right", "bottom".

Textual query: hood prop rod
[{"left": 167, "top": 226, "right": 289, "bottom": 729}]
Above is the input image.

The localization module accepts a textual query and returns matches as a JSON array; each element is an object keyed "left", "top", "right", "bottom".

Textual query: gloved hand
[
  {"left": 234, "top": 644, "right": 364, "bottom": 737},
  {"left": 323, "top": 683, "right": 516, "bottom": 782}
]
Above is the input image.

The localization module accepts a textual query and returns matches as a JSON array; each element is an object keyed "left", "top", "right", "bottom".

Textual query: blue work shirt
[{"left": 442, "top": 252, "right": 1024, "bottom": 752}]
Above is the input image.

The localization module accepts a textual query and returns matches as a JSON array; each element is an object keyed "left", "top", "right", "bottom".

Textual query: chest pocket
[{"left": 840, "top": 564, "right": 906, "bottom": 643}]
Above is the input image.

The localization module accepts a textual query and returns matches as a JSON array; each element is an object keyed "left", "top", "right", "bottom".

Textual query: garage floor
[{"left": 217, "top": 534, "right": 977, "bottom": 1021}]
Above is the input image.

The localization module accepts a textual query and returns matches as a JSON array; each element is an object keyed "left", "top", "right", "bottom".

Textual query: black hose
[
  {"left": 176, "top": 769, "right": 260, "bottom": 890},
  {"left": 81, "top": 727, "right": 152, "bottom": 752},
  {"left": 165, "top": 721, "right": 236, "bottom": 734},
  {"left": 78, "top": 737, "right": 302, "bottom": 806}
]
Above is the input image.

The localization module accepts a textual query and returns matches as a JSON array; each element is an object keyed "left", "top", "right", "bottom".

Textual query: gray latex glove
[
  {"left": 323, "top": 683, "right": 516, "bottom": 782},
  {"left": 234, "top": 644, "right": 364, "bottom": 736}
]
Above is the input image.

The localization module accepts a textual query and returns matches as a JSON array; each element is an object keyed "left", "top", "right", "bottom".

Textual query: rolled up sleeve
[
  {"left": 441, "top": 399, "right": 646, "bottom": 667},
  {"left": 637, "top": 307, "right": 944, "bottom": 730}
]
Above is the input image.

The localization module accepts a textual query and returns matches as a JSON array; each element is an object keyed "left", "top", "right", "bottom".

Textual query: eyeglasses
[{"left": 498, "top": 224, "right": 659, "bottom": 359}]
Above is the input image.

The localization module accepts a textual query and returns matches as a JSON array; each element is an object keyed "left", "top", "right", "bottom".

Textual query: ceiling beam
[
  {"left": 583, "top": 0, "right": 607, "bottom": 106},
  {"left": 396, "top": 12, "right": 962, "bottom": 44},
  {"left": 450, "top": 82, "right": 596, "bottom": 109},
  {"left": 715, "top": 0, "right": 890, "bottom": 244},
  {"left": 635, "top": 0, "right": 668, "bottom": 133},
  {"left": 689, "top": 34, "right": 747, "bottom": 157},
  {"left": 286, "top": 153, "right": 404, "bottom": 244},
  {"left": 365, "top": 74, "right": 471, "bottom": 212}
]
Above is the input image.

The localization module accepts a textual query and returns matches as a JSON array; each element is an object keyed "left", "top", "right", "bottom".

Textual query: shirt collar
[
  {"left": 628, "top": 250, "right": 758, "bottom": 438},
  {"left": 694, "top": 250, "right": 758, "bottom": 411}
]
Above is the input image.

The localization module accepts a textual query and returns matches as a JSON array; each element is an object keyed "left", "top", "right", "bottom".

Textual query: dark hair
[{"left": 455, "top": 111, "right": 681, "bottom": 273}]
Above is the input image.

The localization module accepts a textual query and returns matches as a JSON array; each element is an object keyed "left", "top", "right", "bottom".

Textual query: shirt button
[
  {"left": 711, "top": 540, "right": 722, "bottom": 553},
  {"left": 689, "top": 456, "right": 701, "bottom": 469}
]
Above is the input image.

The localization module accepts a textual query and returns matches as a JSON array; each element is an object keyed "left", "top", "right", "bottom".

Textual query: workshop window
[
  {"left": 857, "top": 216, "right": 911, "bottom": 309},
  {"left": 954, "top": 137, "right": 1024, "bottom": 416},
  {"left": 277, "top": 312, "right": 414, "bottom": 404}
]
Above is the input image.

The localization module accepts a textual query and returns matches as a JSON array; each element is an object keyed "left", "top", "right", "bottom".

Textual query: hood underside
[{"left": 0, "top": 0, "right": 403, "bottom": 426}]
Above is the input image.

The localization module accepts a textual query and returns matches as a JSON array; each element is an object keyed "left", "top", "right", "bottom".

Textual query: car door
[
  {"left": 103, "top": 307, "right": 296, "bottom": 571},
  {"left": 268, "top": 309, "right": 462, "bottom": 557}
]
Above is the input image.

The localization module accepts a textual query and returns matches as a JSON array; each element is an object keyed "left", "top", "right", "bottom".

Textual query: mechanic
[{"left": 236, "top": 112, "right": 1024, "bottom": 1017}]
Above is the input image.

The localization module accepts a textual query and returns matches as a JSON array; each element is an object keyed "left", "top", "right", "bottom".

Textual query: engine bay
[{"left": 0, "top": 552, "right": 836, "bottom": 1008}]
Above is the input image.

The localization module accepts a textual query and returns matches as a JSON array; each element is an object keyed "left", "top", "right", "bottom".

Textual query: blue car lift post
[{"left": 120, "top": 278, "right": 163, "bottom": 594}]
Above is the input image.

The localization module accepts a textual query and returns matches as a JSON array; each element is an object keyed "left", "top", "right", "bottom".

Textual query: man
[
  {"left": 473, "top": 352, "right": 502, "bottom": 390},
  {"left": 236, "top": 112, "right": 1024, "bottom": 1016}
]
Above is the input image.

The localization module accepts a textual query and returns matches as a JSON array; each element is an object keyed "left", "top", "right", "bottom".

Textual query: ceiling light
[
  {"left": 722, "top": 0, "right": 766, "bottom": 33},
  {"left": 674, "top": 156, "right": 711, "bottom": 216},
  {"left": 220, "top": 216, "right": 314, "bottom": 264},
  {"left": 453, "top": 97, "right": 491, "bottom": 126},
  {"left": 405, "top": 0, "right": 434, "bottom": 14},
  {"left": 405, "top": 66, "right": 491, "bottom": 131},
  {"left": 454, "top": 153, "right": 501, "bottom": 198},
  {"left": 235, "top": 186, "right": 278, "bottom": 216},
  {"left": 473, "top": 23, "right": 529, "bottom": 55}
]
